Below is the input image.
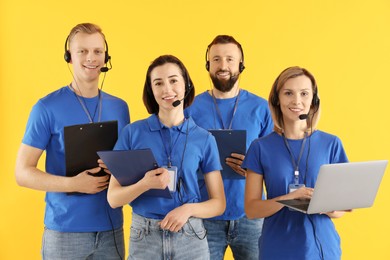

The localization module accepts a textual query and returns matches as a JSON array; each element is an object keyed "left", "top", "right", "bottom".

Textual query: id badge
[
  {"left": 288, "top": 183, "right": 305, "bottom": 193},
  {"left": 162, "top": 166, "right": 177, "bottom": 192}
]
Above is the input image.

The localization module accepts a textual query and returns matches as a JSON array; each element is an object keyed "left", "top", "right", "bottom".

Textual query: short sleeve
[{"left": 242, "top": 139, "right": 263, "bottom": 175}]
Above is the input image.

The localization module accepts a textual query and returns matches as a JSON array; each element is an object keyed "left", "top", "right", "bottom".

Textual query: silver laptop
[{"left": 277, "top": 160, "right": 388, "bottom": 214}]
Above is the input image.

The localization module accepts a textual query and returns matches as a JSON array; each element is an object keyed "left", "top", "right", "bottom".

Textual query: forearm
[
  {"left": 245, "top": 197, "right": 285, "bottom": 219},
  {"left": 182, "top": 197, "right": 226, "bottom": 219},
  {"left": 15, "top": 165, "right": 73, "bottom": 192},
  {"left": 107, "top": 180, "right": 147, "bottom": 208}
]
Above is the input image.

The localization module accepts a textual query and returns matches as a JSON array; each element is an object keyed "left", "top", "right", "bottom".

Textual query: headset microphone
[
  {"left": 299, "top": 114, "right": 308, "bottom": 120},
  {"left": 100, "top": 58, "right": 112, "bottom": 72},
  {"left": 172, "top": 83, "right": 193, "bottom": 107},
  {"left": 172, "top": 99, "right": 182, "bottom": 107}
]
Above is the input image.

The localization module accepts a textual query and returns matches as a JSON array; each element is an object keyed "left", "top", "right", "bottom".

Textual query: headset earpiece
[
  {"left": 64, "top": 36, "right": 71, "bottom": 63},
  {"left": 104, "top": 40, "right": 110, "bottom": 63},
  {"left": 312, "top": 90, "right": 320, "bottom": 108},
  {"left": 239, "top": 62, "right": 245, "bottom": 73}
]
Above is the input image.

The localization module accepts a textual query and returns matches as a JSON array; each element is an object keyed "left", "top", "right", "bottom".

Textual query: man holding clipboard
[
  {"left": 186, "top": 35, "right": 273, "bottom": 260},
  {"left": 15, "top": 23, "right": 130, "bottom": 259}
]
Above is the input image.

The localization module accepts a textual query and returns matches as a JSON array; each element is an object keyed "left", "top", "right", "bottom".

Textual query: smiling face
[
  {"left": 279, "top": 75, "right": 314, "bottom": 124},
  {"left": 69, "top": 32, "right": 106, "bottom": 84},
  {"left": 150, "top": 63, "right": 186, "bottom": 112},
  {"left": 208, "top": 43, "right": 242, "bottom": 92}
]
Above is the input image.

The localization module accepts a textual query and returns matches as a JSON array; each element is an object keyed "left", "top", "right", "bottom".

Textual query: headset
[
  {"left": 270, "top": 74, "right": 320, "bottom": 109},
  {"left": 64, "top": 35, "right": 111, "bottom": 64},
  {"left": 205, "top": 44, "right": 245, "bottom": 73}
]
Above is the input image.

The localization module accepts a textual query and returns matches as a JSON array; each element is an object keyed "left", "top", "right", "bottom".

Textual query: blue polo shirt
[
  {"left": 22, "top": 86, "right": 130, "bottom": 232},
  {"left": 114, "top": 114, "right": 222, "bottom": 219},
  {"left": 243, "top": 131, "right": 348, "bottom": 259},
  {"left": 185, "top": 90, "right": 273, "bottom": 220}
]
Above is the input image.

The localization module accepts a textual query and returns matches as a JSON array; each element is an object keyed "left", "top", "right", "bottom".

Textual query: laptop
[
  {"left": 208, "top": 129, "right": 246, "bottom": 179},
  {"left": 277, "top": 160, "right": 388, "bottom": 214}
]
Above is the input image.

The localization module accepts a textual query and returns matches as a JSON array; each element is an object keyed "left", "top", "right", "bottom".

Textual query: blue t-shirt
[
  {"left": 114, "top": 114, "right": 222, "bottom": 219},
  {"left": 22, "top": 86, "right": 130, "bottom": 232},
  {"left": 186, "top": 90, "right": 273, "bottom": 220},
  {"left": 242, "top": 131, "right": 348, "bottom": 260}
]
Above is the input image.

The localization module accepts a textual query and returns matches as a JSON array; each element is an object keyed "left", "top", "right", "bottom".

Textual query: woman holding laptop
[
  {"left": 100, "top": 55, "right": 225, "bottom": 259},
  {"left": 243, "top": 66, "right": 350, "bottom": 259}
]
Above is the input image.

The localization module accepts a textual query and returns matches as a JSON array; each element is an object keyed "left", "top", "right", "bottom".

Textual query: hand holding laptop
[{"left": 286, "top": 186, "right": 314, "bottom": 201}]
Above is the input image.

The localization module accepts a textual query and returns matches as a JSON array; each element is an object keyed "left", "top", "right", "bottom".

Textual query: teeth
[{"left": 84, "top": 65, "right": 98, "bottom": 69}]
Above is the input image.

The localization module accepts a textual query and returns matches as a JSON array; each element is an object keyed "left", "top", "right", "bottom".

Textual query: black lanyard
[
  {"left": 68, "top": 84, "right": 102, "bottom": 123},
  {"left": 282, "top": 132, "right": 308, "bottom": 185},
  {"left": 158, "top": 118, "right": 187, "bottom": 168},
  {"left": 211, "top": 89, "right": 240, "bottom": 130}
]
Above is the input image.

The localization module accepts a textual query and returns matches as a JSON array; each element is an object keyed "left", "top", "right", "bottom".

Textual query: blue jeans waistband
[{"left": 131, "top": 212, "right": 204, "bottom": 235}]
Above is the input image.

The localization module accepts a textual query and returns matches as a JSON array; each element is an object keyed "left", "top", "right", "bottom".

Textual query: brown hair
[
  {"left": 142, "top": 55, "right": 195, "bottom": 114},
  {"left": 269, "top": 66, "right": 321, "bottom": 134}
]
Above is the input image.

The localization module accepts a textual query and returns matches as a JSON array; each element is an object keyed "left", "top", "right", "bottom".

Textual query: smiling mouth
[
  {"left": 162, "top": 96, "right": 176, "bottom": 101},
  {"left": 290, "top": 108, "right": 303, "bottom": 113},
  {"left": 83, "top": 65, "right": 99, "bottom": 69},
  {"left": 216, "top": 71, "right": 231, "bottom": 78}
]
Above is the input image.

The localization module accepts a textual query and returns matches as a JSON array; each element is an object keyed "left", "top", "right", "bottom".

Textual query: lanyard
[
  {"left": 68, "top": 84, "right": 102, "bottom": 123},
  {"left": 282, "top": 132, "right": 308, "bottom": 185},
  {"left": 211, "top": 89, "right": 240, "bottom": 130},
  {"left": 158, "top": 118, "right": 187, "bottom": 168}
]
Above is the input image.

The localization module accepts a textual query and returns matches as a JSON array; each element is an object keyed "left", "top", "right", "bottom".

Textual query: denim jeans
[
  {"left": 203, "top": 217, "right": 263, "bottom": 260},
  {"left": 41, "top": 227, "right": 125, "bottom": 260},
  {"left": 129, "top": 213, "right": 209, "bottom": 260}
]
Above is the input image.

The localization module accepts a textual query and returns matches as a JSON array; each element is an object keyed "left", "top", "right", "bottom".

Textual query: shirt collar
[{"left": 147, "top": 114, "right": 195, "bottom": 133}]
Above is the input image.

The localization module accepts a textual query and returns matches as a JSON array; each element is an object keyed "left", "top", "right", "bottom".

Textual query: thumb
[{"left": 86, "top": 167, "right": 102, "bottom": 175}]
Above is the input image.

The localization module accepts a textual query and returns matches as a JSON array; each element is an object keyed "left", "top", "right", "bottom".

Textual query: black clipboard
[
  {"left": 97, "top": 149, "right": 172, "bottom": 199},
  {"left": 209, "top": 129, "right": 247, "bottom": 179},
  {"left": 64, "top": 121, "right": 118, "bottom": 178}
]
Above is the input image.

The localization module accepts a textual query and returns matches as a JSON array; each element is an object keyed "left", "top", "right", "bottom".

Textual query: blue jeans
[
  {"left": 204, "top": 217, "right": 263, "bottom": 260},
  {"left": 41, "top": 227, "right": 125, "bottom": 260},
  {"left": 129, "top": 213, "right": 209, "bottom": 260}
]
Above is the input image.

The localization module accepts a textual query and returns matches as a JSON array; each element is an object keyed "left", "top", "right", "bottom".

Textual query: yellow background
[{"left": 1, "top": 0, "right": 389, "bottom": 259}]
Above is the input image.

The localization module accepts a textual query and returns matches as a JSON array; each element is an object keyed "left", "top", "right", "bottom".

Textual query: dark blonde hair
[
  {"left": 269, "top": 66, "right": 321, "bottom": 134},
  {"left": 67, "top": 23, "right": 106, "bottom": 48}
]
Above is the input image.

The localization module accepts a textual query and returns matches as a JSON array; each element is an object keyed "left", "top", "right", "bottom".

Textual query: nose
[
  {"left": 162, "top": 81, "right": 174, "bottom": 92},
  {"left": 292, "top": 94, "right": 302, "bottom": 105},
  {"left": 86, "top": 53, "right": 96, "bottom": 63},
  {"left": 220, "top": 59, "right": 228, "bottom": 70}
]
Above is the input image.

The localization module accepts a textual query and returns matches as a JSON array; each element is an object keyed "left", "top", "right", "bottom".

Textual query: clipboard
[
  {"left": 209, "top": 129, "right": 247, "bottom": 179},
  {"left": 64, "top": 121, "right": 118, "bottom": 178},
  {"left": 97, "top": 149, "right": 172, "bottom": 199}
]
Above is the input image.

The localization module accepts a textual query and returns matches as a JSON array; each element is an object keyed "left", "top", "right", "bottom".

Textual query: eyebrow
[{"left": 152, "top": 75, "right": 180, "bottom": 83}]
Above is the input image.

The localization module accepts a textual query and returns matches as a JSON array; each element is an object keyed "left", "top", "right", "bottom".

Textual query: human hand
[
  {"left": 72, "top": 167, "right": 110, "bottom": 194},
  {"left": 140, "top": 168, "right": 170, "bottom": 190},
  {"left": 288, "top": 186, "right": 314, "bottom": 200},
  {"left": 98, "top": 159, "right": 112, "bottom": 175},
  {"left": 225, "top": 153, "right": 247, "bottom": 177},
  {"left": 323, "top": 209, "right": 353, "bottom": 218},
  {"left": 160, "top": 205, "right": 191, "bottom": 232}
]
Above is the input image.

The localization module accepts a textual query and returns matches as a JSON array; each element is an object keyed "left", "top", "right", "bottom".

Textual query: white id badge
[
  {"left": 162, "top": 166, "right": 177, "bottom": 192},
  {"left": 288, "top": 183, "right": 305, "bottom": 193}
]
